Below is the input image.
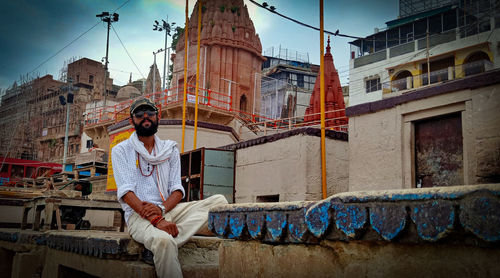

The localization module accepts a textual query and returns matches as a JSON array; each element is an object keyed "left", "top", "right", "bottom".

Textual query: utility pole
[
  {"left": 60, "top": 78, "right": 74, "bottom": 171},
  {"left": 154, "top": 18, "right": 175, "bottom": 91},
  {"left": 96, "top": 12, "right": 119, "bottom": 111}
]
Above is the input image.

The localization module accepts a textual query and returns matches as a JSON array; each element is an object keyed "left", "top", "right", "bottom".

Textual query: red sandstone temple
[
  {"left": 171, "top": 0, "right": 264, "bottom": 116},
  {"left": 304, "top": 37, "right": 348, "bottom": 129}
]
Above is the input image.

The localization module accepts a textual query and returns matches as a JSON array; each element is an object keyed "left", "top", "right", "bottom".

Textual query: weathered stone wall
[
  {"left": 219, "top": 240, "right": 500, "bottom": 278},
  {"left": 210, "top": 184, "right": 500, "bottom": 277},
  {"left": 233, "top": 132, "right": 348, "bottom": 202},
  {"left": 348, "top": 81, "right": 500, "bottom": 191}
]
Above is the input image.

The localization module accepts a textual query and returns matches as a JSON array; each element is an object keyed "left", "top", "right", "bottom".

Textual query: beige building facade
[{"left": 347, "top": 69, "right": 500, "bottom": 191}]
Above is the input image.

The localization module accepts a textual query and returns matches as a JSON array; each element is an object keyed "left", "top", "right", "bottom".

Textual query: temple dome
[{"left": 116, "top": 85, "right": 141, "bottom": 100}]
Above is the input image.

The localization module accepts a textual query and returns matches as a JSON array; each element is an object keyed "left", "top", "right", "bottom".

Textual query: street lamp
[
  {"left": 96, "top": 12, "right": 119, "bottom": 110},
  {"left": 59, "top": 78, "right": 75, "bottom": 172},
  {"left": 153, "top": 18, "right": 175, "bottom": 91}
]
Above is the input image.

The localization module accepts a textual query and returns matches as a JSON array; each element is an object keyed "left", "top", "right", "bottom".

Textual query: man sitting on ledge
[{"left": 112, "top": 97, "right": 228, "bottom": 278}]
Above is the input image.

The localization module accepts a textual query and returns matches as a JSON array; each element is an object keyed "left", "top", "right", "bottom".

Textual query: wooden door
[{"left": 415, "top": 113, "right": 463, "bottom": 187}]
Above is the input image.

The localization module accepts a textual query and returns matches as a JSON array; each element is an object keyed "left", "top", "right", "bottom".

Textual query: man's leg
[
  {"left": 168, "top": 194, "right": 228, "bottom": 246},
  {"left": 127, "top": 213, "right": 183, "bottom": 278}
]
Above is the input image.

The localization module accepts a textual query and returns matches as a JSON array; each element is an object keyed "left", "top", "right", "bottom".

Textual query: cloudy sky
[{"left": 0, "top": 0, "right": 398, "bottom": 93}]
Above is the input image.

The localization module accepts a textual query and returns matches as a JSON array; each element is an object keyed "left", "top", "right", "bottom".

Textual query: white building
[{"left": 348, "top": 0, "right": 500, "bottom": 106}]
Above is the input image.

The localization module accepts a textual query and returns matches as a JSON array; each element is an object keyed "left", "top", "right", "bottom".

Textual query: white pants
[{"left": 127, "top": 194, "right": 228, "bottom": 278}]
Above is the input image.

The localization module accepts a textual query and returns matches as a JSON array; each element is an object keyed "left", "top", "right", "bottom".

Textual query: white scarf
[{"left": 130, "top": 131, "right": 177, "bottom": 201}]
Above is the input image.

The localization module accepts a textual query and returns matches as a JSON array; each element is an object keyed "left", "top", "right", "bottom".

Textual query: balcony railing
[{"left": 383, "top": 60, "right": 493, "bottom": 94}]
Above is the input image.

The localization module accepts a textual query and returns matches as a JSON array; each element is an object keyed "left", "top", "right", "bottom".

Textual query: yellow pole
[
  {"left": 181, "top": 0, "right": 189, "bottom": 152},
  {"left": 319, "top": 0, "right": 327, "bottom": 199},
  {"left": 193, "top": 1, "right": 202, "bottom": 149}
]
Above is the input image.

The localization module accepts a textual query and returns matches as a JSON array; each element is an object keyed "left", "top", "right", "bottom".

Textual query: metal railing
[
  {"left": 82, "top": 85, "right": 349, "bottom": 138},
  {"left": 83, "top": 85, "right": 235, "bottom": 127},
  {"left": 383, "top": 60, "right": 494, "bottom": 94},
  {"left": 238, "top": 108, "right": 348, "bottom": 138}
]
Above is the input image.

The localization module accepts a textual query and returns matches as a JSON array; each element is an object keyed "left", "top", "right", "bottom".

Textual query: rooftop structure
[
  {"left": 399, "top": 0, "right": 459, "bottom": 17},
  {"left": 348, "top": 1, "right": 499, "bottom": 106},
  {"left": 67, "top": 58, "right": 114, "bottom": 98},
  {"left": 260, "top": 46, "right": 318, "bottom": 120}
]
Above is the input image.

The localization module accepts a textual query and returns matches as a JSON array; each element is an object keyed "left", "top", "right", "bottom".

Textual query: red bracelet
[
  {"left": 150, "top": 215, "right": 163, "bottom": 226},
  {"left": 153, "top": 218, "right": 164, "bottom": 227}
]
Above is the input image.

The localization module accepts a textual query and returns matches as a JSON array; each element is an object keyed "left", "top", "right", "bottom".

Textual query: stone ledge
[
  {"left": 208, "top": 184, "right": 500, "bottom": 245},
  {"left": 0, "top": 229, "right": 141, "bottom": 260},
  {"left": 0, "top": 229, "right": 228, "bottom": 261},
  {"left": 0, "top": 230, "right": 227, "bottom": 277}
]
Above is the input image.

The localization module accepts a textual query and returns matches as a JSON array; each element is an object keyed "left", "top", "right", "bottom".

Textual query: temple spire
[
  {"left": 326, "top": 35, "right": 331, "bottom": 54},
  {"left": 303, "top": 36, "right": 347, "bottom": 130}
]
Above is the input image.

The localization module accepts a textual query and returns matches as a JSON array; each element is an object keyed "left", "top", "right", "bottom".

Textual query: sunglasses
[{"left": 133, "top": 110, "right": 157, "bottom": 119}]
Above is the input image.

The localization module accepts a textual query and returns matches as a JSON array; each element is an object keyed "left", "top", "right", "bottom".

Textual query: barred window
[{"left": 365, "top": 78, "right": 381, "bottom": 93}]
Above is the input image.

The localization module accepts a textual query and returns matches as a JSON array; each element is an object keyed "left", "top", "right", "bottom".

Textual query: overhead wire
[
  {"left": 2, "top": 0, "right": 132, "bottom": 164},
  {"left": 111, "top": 25, "right": 146, "bottom": 79},
  {"left": 27, "top": 22, "right": 101, "bottom": 78},
  {"left": 25, "top": 0, "right": 131, "bottom": 81},
  {"left": 248, "top": 0, "right": 470, "bottom": 43}
]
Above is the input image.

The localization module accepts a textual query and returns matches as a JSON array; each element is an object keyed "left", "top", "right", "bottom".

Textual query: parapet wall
[
  {"left": 208, "top": 184, "right": 500, "bottom": 277},
  {"left": 221, "top": 127, "right": 349, "bottom": 202}
]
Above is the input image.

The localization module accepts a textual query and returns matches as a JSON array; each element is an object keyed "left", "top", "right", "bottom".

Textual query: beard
[{"left": 134, "top": 118, "right": 158, "bottom": 137}]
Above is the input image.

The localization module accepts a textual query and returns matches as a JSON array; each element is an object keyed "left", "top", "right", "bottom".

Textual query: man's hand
[
  {"left": 156, "top": 219, "right": 179, "bottom": 237},
  {"left": 140, "top": 201, "right": 162, "bottom": 218}
]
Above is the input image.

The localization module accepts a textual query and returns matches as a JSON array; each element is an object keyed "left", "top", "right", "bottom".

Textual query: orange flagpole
[
  {"left": 181, "top": 0, "right": 189, "bottom": 152},
  {"left": 193, "top": 1, "right": 202, "bottom": 149},
  {"left": 319, "top": 0, "right": 327, "bottom": 199}
]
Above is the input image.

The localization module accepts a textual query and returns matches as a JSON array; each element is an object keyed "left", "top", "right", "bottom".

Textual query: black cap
[{"left": 130, "top": 98, "right": 158, "bottom": 115}]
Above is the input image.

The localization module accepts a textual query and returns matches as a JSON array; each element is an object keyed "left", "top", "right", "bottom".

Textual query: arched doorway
[
  {"left": 239, "top": 94, "right": 248, "bottom": 113},
  {"left": 391, "top": 70, "right": 412, "bottom": 91},
  {"left": 464, "top": 51, "right": 490, "bottom": 76}
]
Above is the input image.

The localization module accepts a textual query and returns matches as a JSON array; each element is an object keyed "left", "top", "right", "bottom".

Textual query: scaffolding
[
  {"left": 263, "top": 46, "right": 310, "bottom": 64},
  {"left": 399, "top": 0, "right": 459, "bottom": 17}
]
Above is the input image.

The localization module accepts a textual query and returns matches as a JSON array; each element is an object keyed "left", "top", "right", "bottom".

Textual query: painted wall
[
  {"left": 235, "top": 134, "right": 348, "bottom": 202},
  {"left": 348, "top": 83, "right": 500, "bottom": 191}
]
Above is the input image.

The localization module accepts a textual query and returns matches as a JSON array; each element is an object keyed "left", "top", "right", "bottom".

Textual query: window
[
  {"left": 76, "top": 75, "right": 80, "bottom": 83},
  {"left": 89, "top": 75, "right": 94, "bottom": 84},
  {"left": 297, "top": 75, "right": 304, "bottom": 88},
  {"left": 365, "top": 78, "right": 381, "bottom": 93}
]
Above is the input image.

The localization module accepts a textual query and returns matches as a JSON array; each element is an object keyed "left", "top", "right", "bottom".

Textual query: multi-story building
[
  {"left": 346, "top": 0, "right": 500, "bottom": 191},
  {"left": 0, "top": 73, "right": 95, "bottom": 164},
  {"left": 0, "top": 79, "right": 38, "bottom": 160},
  {"left": 348, "top": 0, "right": 499, "bottom": 106},
  {"left": 260, "top": 46, "right": 318, "bottom": 119},
  {"left": 67, "top": 58, "right": 115, "bottom": 98},
  {"left": 36, "top": 83, "right": 90, "bottom": 165}
]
